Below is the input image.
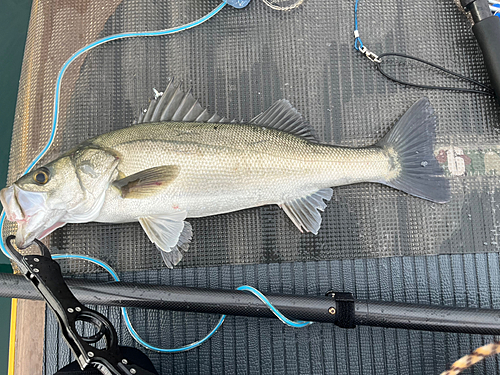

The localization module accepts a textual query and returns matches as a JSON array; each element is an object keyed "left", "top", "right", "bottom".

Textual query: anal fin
[
  {"left": 280, "top": 188, "right": 333, "bottom": 234},
  {"left": 139, "top": 213, "right": 192, "bottom": 268}
]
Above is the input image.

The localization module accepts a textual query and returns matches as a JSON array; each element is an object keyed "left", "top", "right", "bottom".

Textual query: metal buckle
[{"left": 358, "top": 45, "right": 381, "bottom": 63}]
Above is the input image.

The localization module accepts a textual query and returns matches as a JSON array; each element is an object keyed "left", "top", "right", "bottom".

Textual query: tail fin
[{"left": 378, "top": 97, "right": 450, "bottom": 203}]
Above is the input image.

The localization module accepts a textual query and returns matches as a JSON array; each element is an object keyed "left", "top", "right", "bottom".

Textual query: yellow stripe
[{"left": 8, "top": 298, "right": 18, "bottom": 375}]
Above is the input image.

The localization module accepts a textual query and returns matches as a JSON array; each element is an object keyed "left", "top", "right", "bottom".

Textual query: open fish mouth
[
  {"left": 0, "top": 185, "right": 25, "bottom": 223},
  {"left": 0, "top": 185, "right": 64, "bottom": 248}
]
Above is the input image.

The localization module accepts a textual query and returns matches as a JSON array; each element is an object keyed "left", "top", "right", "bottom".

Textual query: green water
[{"left": 0, "top": 0, "right": 33, "bottom": 372}]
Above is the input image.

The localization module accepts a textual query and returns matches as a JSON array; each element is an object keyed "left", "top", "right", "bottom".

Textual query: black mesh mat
[
  {"left": 5, "top": 0, "right": 500, "bottom": 373},
  {"left": 44, "top": 254, "right": 500, "bottom": 374},
  {"left": 23, "top": 0, "right": 498, "bottom": 273}
]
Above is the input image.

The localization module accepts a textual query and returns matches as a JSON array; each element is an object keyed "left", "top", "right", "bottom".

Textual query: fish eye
[{"left": 33, "top": 168, "right": 50, "bottom": 185}]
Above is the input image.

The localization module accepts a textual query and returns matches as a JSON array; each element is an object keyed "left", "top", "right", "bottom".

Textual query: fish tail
[{"left": 377, "top": 97, "right": 450, "bottom": 203}]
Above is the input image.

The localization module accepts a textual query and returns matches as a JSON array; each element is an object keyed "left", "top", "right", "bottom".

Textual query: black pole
[
  {"left": 2, "top": 272, "right": 500, "bottom": 335},
  {"left": 461, "top": 0, "right": 500, "bottom": 104},
  {"left": 355, "top": 300, "right": 500, "bottom": 334},
  {"left": 0, "top": 273, "right": 339, "bottom": 323}
]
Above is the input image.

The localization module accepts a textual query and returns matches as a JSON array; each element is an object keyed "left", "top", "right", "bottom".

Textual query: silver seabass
[{"left": 0, "top": 82, "right": 450, "bottom": 267}]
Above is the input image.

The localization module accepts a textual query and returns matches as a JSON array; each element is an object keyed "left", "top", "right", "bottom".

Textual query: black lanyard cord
[
  {"left": 375, "top": 52, "right": 496, "bottom": 97},
  {"left": 354, "top": 0, "right": 496, "bottom": 98}
]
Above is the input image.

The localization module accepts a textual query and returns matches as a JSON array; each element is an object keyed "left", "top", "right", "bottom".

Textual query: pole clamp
[{"left": 326, "top": 290, "right": 356, "bottom": 329}]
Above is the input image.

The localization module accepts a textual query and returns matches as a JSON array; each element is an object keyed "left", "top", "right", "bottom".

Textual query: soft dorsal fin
[
  {"left": 280, "top": 188, "right": 333, "bottom": 234},
  {"left": 250, "top": 100, "right": 319, "bottom": 143},
  {"left": 136, "top": 79, "right": 228, "bottom": 124},
  {"left": 112, "top": 165, "right": 180, "bottom": 199}
]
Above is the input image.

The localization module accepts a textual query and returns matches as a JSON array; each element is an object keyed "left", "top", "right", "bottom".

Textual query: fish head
[{"left": 0, "top": 147, "right": 119, "bottom": 249}]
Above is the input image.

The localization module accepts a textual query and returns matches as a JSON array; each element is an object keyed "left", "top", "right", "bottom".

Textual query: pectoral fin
[
  {"left": 113, "top": 165, "right": 180, "bottom": 199},
  {"left": 139, "top": 213, "right": 192, "bottom": 268},
  {"left": 280, "top": 188, "right": 333, "bottom": 234}
]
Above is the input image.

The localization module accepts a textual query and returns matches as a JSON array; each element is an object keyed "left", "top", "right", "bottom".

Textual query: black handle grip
[{"left": 473, "top": 16, "right": 500, "bottom": 104}]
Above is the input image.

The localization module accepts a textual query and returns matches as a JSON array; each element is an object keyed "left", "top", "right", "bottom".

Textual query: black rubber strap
[
  {"left": 332, "top": 292, "right": 356, "bottom": 329},
  {"left": 376, "top": 52, "right": 495, "bottom": 97}
]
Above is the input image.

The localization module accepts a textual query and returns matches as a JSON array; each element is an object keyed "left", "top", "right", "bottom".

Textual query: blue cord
[
  {"left": 52, "top": 254, "right": 120, "bottom": 280},
  {"left": 494, "top": 3, "right": 500, "bottom": 18},
  {"left": 28, "top": 1, "right": 227, "bottom": 175},
  {"left": 237, "top": 286, "right": 313, "bottom": 328},
  {"left": 123, "top": 309, "right": 226, "bottom": 353},
  {"left": 0, "top": 214, "right": 8, "bottom": 259},
  {"left": 53, "top": 254, "right": 228, "bottom": 352},
  {"left": 53, "top": 254, "right": 312, "bottom": 352},
  {"left": 354, "top": 0, "right": 363, "bottom": 51}
]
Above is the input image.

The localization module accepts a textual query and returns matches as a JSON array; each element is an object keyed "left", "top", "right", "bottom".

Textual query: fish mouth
[
  {"left": 0, "top": 185, "right": 24, "bottom": 223},
  {"left": 0, "top": 185, "right": 65, "bottom": 248}
]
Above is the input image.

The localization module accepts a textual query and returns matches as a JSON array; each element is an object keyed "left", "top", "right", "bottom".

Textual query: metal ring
[{"left": 262, "top": 0, "right": 305, "bottom": 11}]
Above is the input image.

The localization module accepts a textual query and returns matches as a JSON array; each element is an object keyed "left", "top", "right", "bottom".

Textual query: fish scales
[{"left": 90, "top": 122, "right": 391, "bottom": 221}]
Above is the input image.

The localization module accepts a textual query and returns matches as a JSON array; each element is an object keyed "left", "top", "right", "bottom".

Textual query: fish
[{"left": 0, "top": 80, "right": 450, "bottom": 267}]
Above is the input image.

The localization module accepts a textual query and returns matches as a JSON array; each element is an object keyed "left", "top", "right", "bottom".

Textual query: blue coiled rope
[
  {"left": 53, "top": 254, "right": 312, "bottom": 352},
  {"left": 1, "top": 0, "right": 312, "bottom": 353}
]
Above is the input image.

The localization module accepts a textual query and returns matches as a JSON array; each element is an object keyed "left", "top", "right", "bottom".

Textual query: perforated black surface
[
  {"left": 7, "top": 0, "right": 499, "bottom": 373},
  {"left": 30, "top": 0, "right": 498, "bottom": 275},
  {"left": 44, "top": 255, "right": 500, "bottom": 374}
]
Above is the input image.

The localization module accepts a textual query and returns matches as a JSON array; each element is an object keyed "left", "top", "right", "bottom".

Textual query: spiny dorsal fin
[
  {"left": 280, "top": 188, "right": 333, "bottom": 234},
  {"left": 137, "top": 79, "right": 228, "bottom": 124},
  {"left": 113, "top": 165, "right": 180, "bottom": 199},
  {"left": 250, "top": 99, "right": 319, "bottom": 143}
]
